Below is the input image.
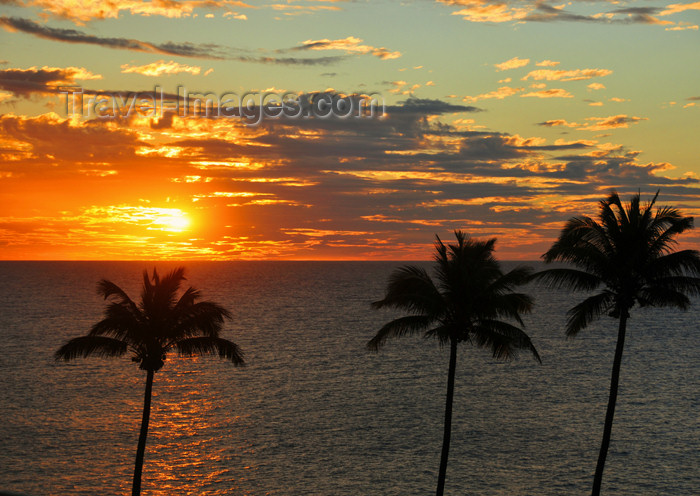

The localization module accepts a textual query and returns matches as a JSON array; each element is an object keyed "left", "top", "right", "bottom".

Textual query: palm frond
[
  {"left": 486, "top": 292, "right": 534, "bottom": 326},
  {"left": 637, "top": 287, "right": 691, "bottom": 310},
  {"left": 88, "top": 301, "right": 143, "bottom": 341},
  {"left": 489, "top": 265, "right": 533, "bottom": 293},
  {"left": 648, "top": 275, "right": 700, "bottom": 297},
  {"left": 565, "top": 292, "right": 614, "bottom": 337},
  {"left": 96, "top": 279, "right": 140, "bottom": 313},
  {"left": 473, "top": 320, "right": 541, "bottom": 363},
  {"left": 372, "top": 265, "right": 443, "bottom": 315},
  {"left": 168, "top": 301, "right": 232, "bottom": 339},
  {"left": 55, "top": 336, "right": 127, "bottom": 361},
  {"left": 367, "top": 315, "right": 434, "bottom": 351},
  {"left": 531, "top": 268, "right": 602, "bottom": 292},
  {"left": 646, "top": 250, "right": 700, "bottom": 278},
  {"left": 174, "top": 286, "right": 202, "bottom": 311},
  {"left": 543, "top": 217, "right": 611, "bottom": 273},
  {"left": 423, "top": 324, "right": 452, "bottom": 345},
  {"left": 371, "top": 230, "right": 538, "bottom": 366},
  {"left": 175, "top": 337, "right": 245, "bottom": 365}
]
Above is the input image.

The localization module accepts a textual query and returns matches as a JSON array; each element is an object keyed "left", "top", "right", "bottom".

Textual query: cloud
[
  {"left": 294, "top": 37, "right": 401, "bottom": 60},
  {"left": 438, "top": 0, "right": 688, "bottom": 26},
  {"left": 664, "top": 22, "right": 699, "bottom": 30},
  {"left": 2, "top": 97, "right": 697, "bottom": 260},
  {"left": 537, "top": 119, "right": 571, "bottom": 127},
  {"left": 439, "top": 0, "right": 531, "bottom": 23},
  {"left": 536, "top": 60, "right": 560, "bottom": 67},
  {"left": 659, "top": 1, "right": 700, "bottom": 16},
  {"left": 495, "top": 56, "right": 530, "bottom": 71},
  {"left": 585, "top": 114, "right": 647, "bottom": 131},
  {"left": 0, "top": 17, "right": 348, "bottom": 65},
  {"left": 437, "top": 1, "right": 697, "bottom": 32},
  {"left": 463, "top": 86, "right": 524, "bottom": 103},
  {"left": 0, "top": 16, "right": 230, "bottom": 59},
  {"left": 18, "top": 0, "right": 255, "bottom": 24},
  {"left": 268, "top": 2, "right": 343, "bottom": 16},
  {"left": 121, "top": 60, "right": 202, "bottom": 77},
  {"left": 588, "top": 83, "right": 606, "bottom": 90},
  {"left": 525, "top": 3, "right": 672, "bottom": 25},
  {"left": 538, "top": 114, "right": 647, "bottom": 131},
  {"left": 521, "top": 88, "right": 574, "bottom": 98},
  {"left": 0, "top": 65, "right": 101, "bottom": 98},
  {"left": 0, "top": 112, "right": 145, "bottom": 163},
  {"left": 223, "top": 11, "right": 248, "bottom": 20},
  {"left": 522, "top": 68, "right": 613, "bottom": 81}
]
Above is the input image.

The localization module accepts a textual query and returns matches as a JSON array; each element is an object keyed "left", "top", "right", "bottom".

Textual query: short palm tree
[
  {"left": 534, "top": 191, "right": 700, "bottom": 495},
  {"left": 55, "top": 267, "right": 244, "bottom": 496},
  {"left": 368, "top": 230, "right": 541, "bottom": 496}
]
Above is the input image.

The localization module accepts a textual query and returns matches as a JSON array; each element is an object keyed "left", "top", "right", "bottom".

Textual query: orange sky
[{"left": 1, "top": 1, "right": 699, "bottom": 260}]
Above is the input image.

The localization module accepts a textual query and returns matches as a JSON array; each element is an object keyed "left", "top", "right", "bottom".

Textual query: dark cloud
[
  {"left": 610, "top": 7, "right": 661, "bottom": 15},
  {"left": 387, "top": 97, "right": 482, "bottom": 115},
  {"left": 525, "top": 3, "right": 665, "bottom": 24},
  {"left": 233, "top": 55, "right": 346, "bottom": 66},
  {"left": 0, "top": 66, "right": 95, "bottom": 97},
  {"left": 0, "top": 17, "right": 347, "bottom": 65},
  {"left": 0, "top": 16, "right": 228, "bottom": 59},
  {"left": 0, "top": 113, "right": 146, "bottom": 163},
  {"left": 3, "top": 96, "right": 698, "bottom": 259}
]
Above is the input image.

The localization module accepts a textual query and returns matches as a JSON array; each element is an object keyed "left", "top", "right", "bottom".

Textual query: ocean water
[{"left": 0, "top": 261, "right": 697, "bottom": 496}]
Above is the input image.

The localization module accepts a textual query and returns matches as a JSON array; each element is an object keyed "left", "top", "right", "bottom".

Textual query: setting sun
[
  {"left": 154, "top": 209, "right": 190, "bottom": 232},
  {"left": 153, "top": 210, "right": 191, "bottom": 233}
]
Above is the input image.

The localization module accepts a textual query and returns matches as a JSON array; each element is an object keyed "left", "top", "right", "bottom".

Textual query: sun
[{"left": 151, "top": 209, "right": 191, "bottom": 232}]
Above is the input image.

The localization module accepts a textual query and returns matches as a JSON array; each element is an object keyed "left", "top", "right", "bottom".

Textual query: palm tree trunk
[
  {"left": 132, "top": 369, "right": 154, "bottom": 496},
  {"left": 592, "top": 313, "right": 628, "bottom": 496},
  {"left": 436, "top": 338, "right": 458, "bottom": 496}
]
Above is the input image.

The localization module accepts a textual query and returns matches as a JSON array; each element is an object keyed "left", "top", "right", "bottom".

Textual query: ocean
[{"left": 0, "top": 261, "right": 697, "bottom": 495}]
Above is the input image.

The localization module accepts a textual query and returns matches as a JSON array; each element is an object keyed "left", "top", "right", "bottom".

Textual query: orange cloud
[
  {"left": 441, "top": 0, "right": 531, "bottom": 23},
  {"left": 26, "top": 0, "right": 254, "bottom": 23},
  {"left": 522, "top": 68, "right": 613, "bottom": 81},
  {"left": 665, "top": 22, "right": 699, "bottom": 30},
  {"left": 121, "top": 60, "right": 202, "bottom": 77},
  {"left": 539, "top": 114, "right": 647, "bottom": 131},
  {"left": 536, "top": 60, "right": 560, "bottom": 67},
  {"left": 659, "top": 1, "right": 700, "bottom": 16},
  {"left": 584, "top": 114, "right": 648, "bottom": 130},
  {"left": 298, "top": 37, "right": 401, "bottom": 59},
  {"left": 495, "top": 56, "right": 530, "bottom": 71},
  {"left": 463, "top": 86, "right": 524, "bottom": 102},
  {"left": 520, "top": 88, "right": 574, "bottom": 98}
]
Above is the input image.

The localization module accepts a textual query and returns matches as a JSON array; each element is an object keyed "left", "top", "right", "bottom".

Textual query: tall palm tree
[
  {"left": 534, "top": 191, "right": 700, "bottom": 495},
  {"left": 55, "top": 267, "right": 245, "bottom": 496},
  {"left": 368, "top": 231, "right": 541, "bottom": 496}
]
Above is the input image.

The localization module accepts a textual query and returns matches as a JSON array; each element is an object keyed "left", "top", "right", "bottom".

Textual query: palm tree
[
  {"left": 533, "top": 191, "right": 700, "bottom": 495},
  {"left": 368, "top": 230, "right": 541, "bottom": 496},
  {"left": 55, "top": 267, "right": 244, "bottom": 496}
]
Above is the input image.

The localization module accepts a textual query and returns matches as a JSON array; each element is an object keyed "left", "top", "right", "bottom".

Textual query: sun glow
[
  {"left": 82, "top": 205, "right": 192, "bottom": 233},
  {"left": 152, "top": 210, "right": 191, "bottom": 232}
]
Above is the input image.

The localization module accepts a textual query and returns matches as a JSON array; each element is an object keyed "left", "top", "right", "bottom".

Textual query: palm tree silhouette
[
  {"left": 368, "top": 231, "right": 541, "bottom": 496},
  {"left": 534, "top": 191, "right": 700, "bottom": 495},
  {"left": 55, "top": 267, "right": 245, "bottom": 496}
]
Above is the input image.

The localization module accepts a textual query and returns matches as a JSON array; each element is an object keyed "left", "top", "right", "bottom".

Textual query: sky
[{"left": 0, "top": 0, "right": 698, "bottom": 260}]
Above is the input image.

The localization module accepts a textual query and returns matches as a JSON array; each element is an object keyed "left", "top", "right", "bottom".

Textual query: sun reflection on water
[{"left": 138, "top": 359, "right": 253, "bottom": 495}]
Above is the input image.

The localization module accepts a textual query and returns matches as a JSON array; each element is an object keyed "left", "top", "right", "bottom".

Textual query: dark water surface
[{"left": 0, "top": 261, "right": 697, "bottom": 495}]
